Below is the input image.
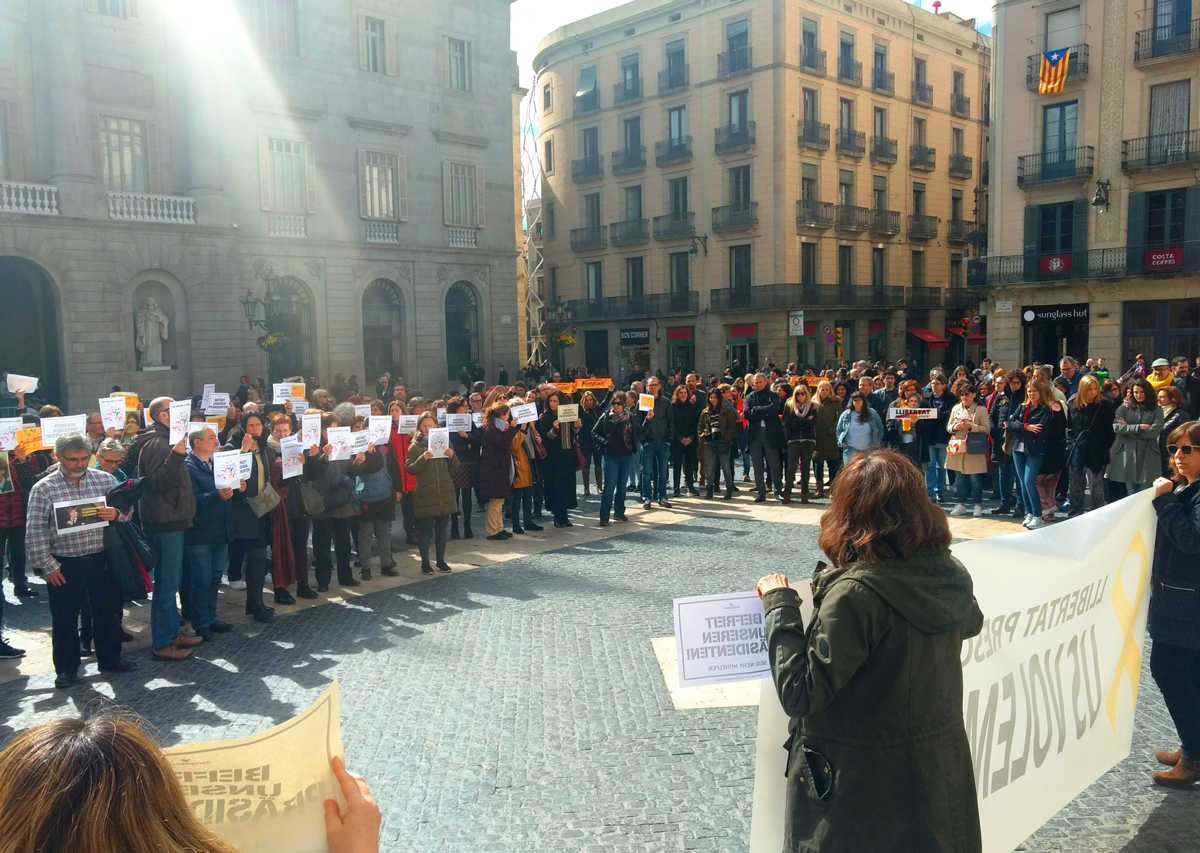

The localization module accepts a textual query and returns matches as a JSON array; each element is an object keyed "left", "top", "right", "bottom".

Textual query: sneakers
[
  {"left": 658, "top": 499, "right": 672, "bottom": 508},
  {"left": 949, "top": 504, "right": 968, "bottom": 517},
  {"left": 0, "top": 640, "right": 26, "bottom": 660},
  {"left": 228, "top": 579, "right": 247, "bottom": 590},
  {"left": 1026, "top": 516, "right": 1045, "bottom": 529},
  {"left": 643, "top": 501, "right": 652, "bottom": 510},
  {"left": 973, "top": 505, "right": 983, "bottom": 518},
  {"left": 989, "top": 505, "right": 1013, "bottom": 515},
  {"left": 436, "top": 562, "right": 452, "bottom": 573}
]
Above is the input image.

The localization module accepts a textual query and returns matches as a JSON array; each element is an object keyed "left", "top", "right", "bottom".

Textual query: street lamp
[
  {"left": 688, "top": 233, "right": 708, "bottom": 256},
  {"left": 240, "top": 289, "right": 268, "bottom": 330}
]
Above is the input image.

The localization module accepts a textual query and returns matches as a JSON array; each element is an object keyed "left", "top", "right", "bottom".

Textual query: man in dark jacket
[
  {"left": 184, "top": 426, "right": 238, "bottom": 641},
  {"left": 918, "top": 374, "right": 955, "bottom": 503},
  {"left": 126, "top": 396, "right": 198, "bottom": 661},
  {"left": 636, "top": 377, "right": 673, "bottom": 510},
  {"left": 868, "top": 371, "right": 898, "bottom": 422},
  {"left": 744, "top": 373, "right": 784, "bottom": 502}
]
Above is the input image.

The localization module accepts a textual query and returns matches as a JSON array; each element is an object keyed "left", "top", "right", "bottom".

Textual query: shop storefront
[
  {"left": 619, "top": 327, "right": 651, "bottom": 381},
  {"left": 666, "top": 327, "right": 694, "bottom": 373},
  {"left": 1021, "top": 303, "right": 1089, "bottom": 366},
  {"left": 726, "top": 323, "right": 758, "bottom": 375},
  {"left": 584, "top": 329, "right": 609, "bottom": 374},
  {"left": 907, "top": 327, "right": 949, "bottom": 372},
  {"left": 795, "top": 321, "right": 817, "bottom": 368},
  {"left": 946, "top": 315, "right": 986, "bottom": 367},
  {"left": 1123, "top": 298, "right": 1199, "bottom": 367}
]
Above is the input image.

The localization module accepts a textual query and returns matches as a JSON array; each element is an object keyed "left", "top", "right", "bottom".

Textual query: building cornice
[
  {"left": 346, "top": 116, "right": 413, "bottom": 136},
  {"left": 432, "top": 129, "right": 490, "bottom": 149}
]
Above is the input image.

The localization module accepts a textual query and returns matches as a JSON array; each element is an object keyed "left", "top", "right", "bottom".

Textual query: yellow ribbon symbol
[{"left": 1105, "top": 531, "right": 1149, "bottom": 728}]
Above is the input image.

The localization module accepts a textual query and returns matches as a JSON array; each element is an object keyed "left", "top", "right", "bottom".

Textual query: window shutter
[
  {"left": 1022, "top": 204, "right": 1039, "bottom": 281},
  {"left": 305, "top": 141, "right": 317, "bottom": 213},
  {"left": 385, "top": 18, "right": 400, "bottom": 76},
  {"left": 258, "top": 135, "right": 273, "bottom": 211},
  {"left": 357, "top": 14, "right": 369, "bottom": 71},
  {"left": 145, "top": 120, "right": 159, "bottom": 194},
  {"left": 474, "top": 164, "right": 486, "bottom": 227},
  {"left": 1183, "top": 185, "right": 1200, "bottom": 273},
  {"left": 356, "top": 149, "right": 368, "bottom": 218},
  {"left": 1126, "top": 191, "right": 1146, "bottom": 274},
  {"left": 442, "top": 160, "right": 453, "bottom": 225},
  {"left": 396, "top": 153, "right": 408, "bottom": 221},
  {"left": 1071, "top": 198, "right": 1088, "bottom": 276}
]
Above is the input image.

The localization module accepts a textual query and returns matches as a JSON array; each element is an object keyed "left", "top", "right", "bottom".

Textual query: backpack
[{"left": 355, "top": 464, "right": 392, "bottom": 504}]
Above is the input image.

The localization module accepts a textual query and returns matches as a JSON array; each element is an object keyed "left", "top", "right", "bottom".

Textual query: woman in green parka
[
  {"left": 757, "top": 449, "right": 984, "bottom": 853},
  {"left": 811, "top": 380, "right": 842, "bottom": 498},
  {"left": 405, "top": 412, "right": 462, "bottom": 575}
]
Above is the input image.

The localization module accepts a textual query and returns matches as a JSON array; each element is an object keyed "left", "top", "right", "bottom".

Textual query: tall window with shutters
[
  {"left": 90, "top": 0, "right": 138, "bottom": 19},
  {"left": 360, "top": 150, "right": 406, "bottom": 221},
  {"left": 0, "top": 104, "right": 7, "bottom": 180},
  {"left": 249, "top": 0, "right": 300, "bottom": 57},
  {"left": 99, "top": 115, "right": 148, "bottom": 192},
  {"left": 448, "top": 38, "right": 471, "bottom": 92},
  {"left": 442, "top": 161, "right": 485, "bottom": 229},
  {"left": 260, "top": 137, "right": 312, "bottom": 212}
]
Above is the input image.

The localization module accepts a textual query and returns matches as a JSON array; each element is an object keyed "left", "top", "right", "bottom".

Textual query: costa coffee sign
[
  {"left": 1144, "top": 247, "right": 1182, "bottom": 271},
  {"left": 1038, "top": 254, "right": 1072, "bottom": 275}
]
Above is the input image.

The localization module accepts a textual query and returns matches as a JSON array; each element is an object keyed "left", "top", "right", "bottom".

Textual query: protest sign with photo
[
  {"left": 100, "top": 396, "right": 127, "bottom": 431},
  {"left": 427, "top": 428, "right": 450, "bottom": 458},
  {"left": 213, "top": 450, "right": 241, "bottom": 489},
  {"left": 201, "top": 383, "right": 216, "bottom": 410},
  {"left": 638, "top": 393, "right": 655, "bottom": 412},
  {"left": 301, "top": 413, "right": 321, "bottom": 449},
  {"left": 436, "top": 407, "right": 447, "bottom": 425},
  {"left": 15, "top": 426, "right": 42, "bottom": 456},
  {"left": 367, "top": 415, "right": 391, "bottom": 446},
  {"left": 471, "top": 412, "right": 484, "bottom": 428},
  {"left": 169, "top": 400, "right": 192, "bottom": 444},
  {"left": 5, "top": 373, "right": 37, "bottom": 394},
  {"left": 280, "top": 436, "right": 304, "bottom": 479},
  {"left": 0, "top": 418, "right": 22, "bottom": 451},
  {"left": 0, "top": 451, "right": 14, "bottom": 494},
  {"left": 326, "top": 427, "right": 351, "bottom": 461},
  {"left": 53, "top": 496, "right": 109, "bottom": 536}
]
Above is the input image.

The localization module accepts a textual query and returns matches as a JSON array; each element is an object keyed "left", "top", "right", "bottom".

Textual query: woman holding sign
[
  {"left": 405, "top": 412, "right": 460, "bottom": 573},
  {"left": 224, "top": 412, "right": 284, "bottom": 622},
  {"left": 479, "top": 401, "right": 517, "bottom": 540},
  {"left": 757, "top": 450, "right": 984, "bottom": 852},
  {"left": 537, "top": 391, "right": 578, "bottom": 528},
  {"left": 577, "top": 390, "right": 604, "bottom": 496}
]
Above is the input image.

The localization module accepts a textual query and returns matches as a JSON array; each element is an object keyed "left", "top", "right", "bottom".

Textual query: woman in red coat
[{"left": 388, "top": 401, "right": 419, "bottom": 546}]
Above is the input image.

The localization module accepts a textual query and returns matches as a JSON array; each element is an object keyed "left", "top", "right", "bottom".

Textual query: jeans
[
  {"left": 737, "top": 429, "right": 750, "bottom": 476},
  {"left": 1068, "top": 466, "right": 1106, "bottom": 514},
  {"left": 1011, "top": 451, "right": 1044, "bottom": 517},
  {"left": 998, "top": 455, "right": 1020, "bottom": 510},
  {"left": 312, "top": 517, "right": 353, "bottom": 586},
  {"left": 1151, "top": 640, "right": 1200, "bottom": 761},
  {"left": 955, "top": 472, "right": 984, "bottom": 504},
  {"left": 600, "top": 454, "right": 633, "bottom": 522},
  {"left": 186, "top": 543, "right": 228, "bottom": 634},
  {"left": 507, "top": 486, "right": 534, "bottom": 528},
  {"left": 640, "top": 441, "right": 669, "bottom": 502},
  {"left": 671, "top": 440, "right": 698, "bottom": 492},
  {"left": 750, "top": 438, "right": 782, "bottom": 498},
  {"left": 628, "top": 446, "right": 642, "bottom": 489},
  {"left": 148, "top": 530, "right": 185, "bottom": 651},
  {"left": 357, "top": 517, "right": 394, "bottom": 571},
  {"left": 47, "top": 553, "right": 122, "bottom": 673},
  {"left": 925, "top": 444, "right": 947, "bottom": 499},
  {"left": 704, "top": 441, "right": 734, "bottom": 495},
  {"left": 814, "top": 456, "right": 842, "bottom": 489}
]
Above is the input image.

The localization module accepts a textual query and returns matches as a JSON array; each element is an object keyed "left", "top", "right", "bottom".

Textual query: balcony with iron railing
[
  {"left": 652, "top": 211, "right": 695, "bottom": 241},
  {"left": 796, "top": 199, "right": 834, "bottom": 232},
  {"left": 715, "top": 121, "right": 756, "bottom": 154},
  {"left": 571, "top": 154, "right": 603, "bottom": 183},
  {"left": 912, "top": 80, "right": 933, "bottom": 105},
  {"left": 908, "top": 214, "right": 939, "bottom": 241},
  {"left": 798, "top": 119, "right": 830, "bottom": 150},
  {"left": 567, "top": 290, "right": 699, "bottom": 322},
  {"left": 569, "top": 225, "right": 607, "bottom": 252},
  {"left": 870, "top": 136, "right": 897, "bottom": 165},
  {"left": 0, "top": 181, "right": 60, "bottom": 216},
  {"left": 869, "top": 209, "right": 901, "bottom": 237},
  {"left": 1017, "top": 145, "right": 1094, "bottom": 187},
  {"left": 658, "top": 64, "right": 690, "bottom": 94},
  {"left": 1134, "top": 19, "right": 1200, "bottom": 64},
  {"left": 1122, "top": 129, "right": 1200, "bottom": 171},
  {"left": 609, "top": 218, "right": 649, "bottom": 247},
  {"left": 950, "top": 92, "right": 970, "bottom": 117},
  {"left": 871, "top": 68, "right": 894, "bottom": 95},
  {"left": 574, "top": 89, "right": 600, "bottom": 116},
  {"left": 947, "top": 219, "right": 975, "bottom": 243},
  {"left": 711, "top": 282, "right": 906, "bottom": 311},
  {"left": 907, "top": 286, "right": 949, "bottom": 308},
  {"left": 835, "top": 128, "right": 865, "bottom": 157},
  {"left": 613, "top": 78, "right": 642, "bottom": 106},
  {"left": 799, "top": 46, "right": 826, "bottom": 76},
  {"left": 655, "top": 136, "right": 693, "bottom": 166},
  {"left": 1025, "top": 44, "right": 1089, "bottom": 89},
  {"left": 910, "top": 144, "right": 936, "bottom": 171},
  {"left": 837, "top": 57, "right": 862, "bottom": 86},
  {"left": 949, "top": 152, "right": 973, "bottom": 179},
  {"left": 712, "top": 202, "right": 758, "bottom": 232},
  {"left": 967, "top": 242, "right": 1200, "bottom": 285},
  {"left": 718, "top": 45, "right": 752, "bottom": 78},
  {"left": 834, "top": 204, "right": 870, "bottom": 232},
  {"left": 611, "top": 146, "right": 646, "bottom": 175}
]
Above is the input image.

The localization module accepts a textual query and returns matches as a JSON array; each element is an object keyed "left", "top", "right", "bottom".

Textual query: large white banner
[{"left": 750, "top": 492, "right": 1155, "bottom": 853}]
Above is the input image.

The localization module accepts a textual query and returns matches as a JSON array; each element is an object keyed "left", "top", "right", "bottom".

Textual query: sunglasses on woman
[{"left": 1166, "top": 444, "right": 1196, "bottom": 456}]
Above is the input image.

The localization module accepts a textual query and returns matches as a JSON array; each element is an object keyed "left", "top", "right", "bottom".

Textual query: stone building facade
[
  {"left": 0, "top": 0, "right": 520, "bottom": 410},
  {"left": 533, "top": 0, "right": 989, "bottom": 380}
]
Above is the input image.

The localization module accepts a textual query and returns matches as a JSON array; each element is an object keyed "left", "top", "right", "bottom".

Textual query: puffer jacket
[
  {"left": 129, "top": 422, "right": 195, "bottom": 533},
  {"left": 1150, "top": 479, "right": 1200, "bottom": 650},
  {"left": 405, "top": 433, "right": 461, "bottom": 518}
]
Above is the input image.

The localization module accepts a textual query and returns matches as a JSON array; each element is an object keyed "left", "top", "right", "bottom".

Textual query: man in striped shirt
[{"left": 25, "top": 433, "right": 134, "bottom": 688}]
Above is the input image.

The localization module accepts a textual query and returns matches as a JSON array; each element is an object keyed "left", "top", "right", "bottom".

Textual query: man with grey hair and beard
[{"left": 25, "top": 434, "right": 132, "bottom": 688}]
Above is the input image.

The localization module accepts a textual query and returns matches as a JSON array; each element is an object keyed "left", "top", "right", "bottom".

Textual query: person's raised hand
[
  {"left": 757, "top": 573, "right": 789, "bottom": 597},
  {"left": 323, "top": 755, "right": 380, "bottom": 853},
  {"left": 172, "top": 437, "right": 187, "bottom": 455}
]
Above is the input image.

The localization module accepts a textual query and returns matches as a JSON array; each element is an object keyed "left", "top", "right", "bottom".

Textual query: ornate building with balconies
[
  {"left": 532, "top": 0, "right": 990, "bottom": 377},
  {"left": 0, "top": 0, "right": 520, "bottom": 406}
]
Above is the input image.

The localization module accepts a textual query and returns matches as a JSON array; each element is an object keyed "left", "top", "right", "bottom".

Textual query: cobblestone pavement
[{"left": 0, "top": 499, "right": 1195, "bottom": 851}]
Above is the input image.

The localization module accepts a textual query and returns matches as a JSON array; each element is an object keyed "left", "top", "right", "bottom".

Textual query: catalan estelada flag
[{"left": 1038, "top": 47, "right": 1071, "bottom": 94}]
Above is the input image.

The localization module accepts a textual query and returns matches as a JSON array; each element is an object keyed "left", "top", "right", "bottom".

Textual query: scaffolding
[{"left": 520, "top": 70, "right": 548, "bottom": 370}]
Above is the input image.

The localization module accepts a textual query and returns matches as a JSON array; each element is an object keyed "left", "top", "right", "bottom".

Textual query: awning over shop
[
  {"left": 907, "top": 327, "right": 949, "bottom": 348},
  {"left": 947, "top": 327, "right": 986, "bottom": 344}
]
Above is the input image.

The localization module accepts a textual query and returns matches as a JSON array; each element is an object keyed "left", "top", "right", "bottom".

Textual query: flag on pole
[{"left": 1038, "top": 47, "right": 1071, "bottom": 94}]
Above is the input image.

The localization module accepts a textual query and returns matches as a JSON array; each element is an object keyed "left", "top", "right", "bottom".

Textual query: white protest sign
[
  {"left": 5, "top": 373, "right": 37, "bottom": 394},
  {"left": 886, "top": 407, "right": 939, "bottom": 420},
  {"left": 205, "top": 392, "right": 230, "bottom": 415},
  {"left": 639, "top": 393, "right": 655, "bottom": 412},
  {"left": 557, "top": 403, "right": 580, "bottom": 423},
  {"left": 326, "top": 427, "right": 351, "bottom": 461},
  {"left": 213, "top": 450, "right": 241, "bottom": 488},
  {"left": 236, "top": 453, "right": 254, "bottom": 481},
  {"left": 280, "top": 435, "right": 304, "bottom": 479},
  {"left": 348, "top": 430, "right": 370, "bottom": 454},
  {"left": 301, "top": 413, "right": 321, "bottom": 449},
  {"left": 164, "top": 683, "right": 344, "bottom": 853},
  {"left": 99, "top": 397, "right": 127, "bottom": 431},
  {"left": 471, "top": 412, "right": 484, "bottom": 428},
  {"left": 40, "top": 414, "right": 87, "bottom": 449},
  {"left": 396, "top": 415, "right": 419, "bottom": 435},
  {"left": 445, "top": 413, "right": 471, "bottom": 432},
  {"left": 427, "top": 427, "right": 450, "bottom": 458},
  {"left": 749, "top": 493, "right": 1156, "bottom": 853},
  {"left": 168, "top": 400, "right": 192, "bottom": 444},
  {"left": 367, "top": 415, "right": 391, "bottom": 446},
  {"left": 673, "top": 592, "right": 771, "bottom": 687},
  {"left": 353, "top": 404, "right": 371, "bottom": 420},
  {"left": 0, "top": 418, "right": 21, "bottom": 451},
  {"left": 272, "top": 383, "right": 293, "bottom": 404},
  {"left": 201, "top": 383, "right": 216, "bottom": 410},
  {"left": 511, "top": 402, "right": 538, "bottom": 424}
]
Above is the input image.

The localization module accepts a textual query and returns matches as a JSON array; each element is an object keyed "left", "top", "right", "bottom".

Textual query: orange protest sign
[
  {"left": 111, "top": 391, "right": 141, "bottom": 411},
  {"left": 552, "top": 382, "right": 576, "bottom": 394},
  {"left": 15, "top": 426, "right": 42, "bottom": 456},
  {"left": 788, "top": 375, "right": 801, "bottom": 386},
  {"left": 805, "top": 376, "right": 821, "bottom": 388},
  {"left": 206, "top": 415, "right": 227, "bottom": 432},
  {"left": 576, "top": 378, "right": 614, "bottom": 390}
]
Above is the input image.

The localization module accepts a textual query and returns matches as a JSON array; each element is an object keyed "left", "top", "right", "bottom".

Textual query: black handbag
[{"left": 965, "top": 432, "right": 988, "bottom": 454}]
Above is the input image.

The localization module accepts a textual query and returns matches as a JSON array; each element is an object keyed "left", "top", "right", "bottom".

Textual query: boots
[
  {"left": 815, "top": 481, "right": 825, "bottom": 499},
  {"left": 1153, "top": 757, "right": 1199, "bottom": 788},
  {"left": 419, "top": 546, "right": 434, "bottom": 574},
  {"left": 723, "top": 487, "right": 733, "bottom": 501},
  {"left": 595, "top": 466, "right": 603, "bottom": 493},
  {"left": 800, "top": 483, "right": 810, "bottom": 504},
  {"left": 582, "top": 468, "right": 591, "bottom": 496},
  {"left": 463, "top": 517, "right": 474, "bottom": 539},
  {"left": 1156, "top": 748, "right": 1182, "bottom": 766},
  {"left": 450, "top": 515, "right": 461, "bottom": 540}
]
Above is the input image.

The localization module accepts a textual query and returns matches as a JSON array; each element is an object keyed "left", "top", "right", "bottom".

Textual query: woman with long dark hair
[
  {"left": 224, "top": 411, "right": 280, "bottom": 621},
  {"left": 593, "top": 391, "right": 637, "bottom": 525},
  {"left": 834, "top": 391, "right": 883, "bottom": 466},
  {"left": 479, "top": 401, "right": 517, "bottom": 540},
  {"left": 668, "top": 384, "right": 700, "bottom": 497},
  {"left": 578, "top": 390, "right": 603, "bottom": 496},
  {"left": 757, "top": 450, "right": 983, "bottom": 851},
  {"left": 1007, "top": 380, "right": 1053, "bottom": 529},
  {"left": 1108, "top": 378, "right": 1163, "bottom": 499},
  {"left": 698, "top": 388, "right": 736, "bottom": 500},
  {"left": 536, "top": 390, "right": 579, "bottom": 528},
  {"left": 990, "top": 371, "right": 1026, "bottom": 517},
  {"left": 812, "top": 381, "right": 841, "bottom": 497},
  {"left": 447, "top": 395, "right": 479, "bottom": 539}
]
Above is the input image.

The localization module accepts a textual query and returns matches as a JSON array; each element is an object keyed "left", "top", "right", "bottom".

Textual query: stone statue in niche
[{"left": 135, "top": 297, "right": 171, "bottom": 370}]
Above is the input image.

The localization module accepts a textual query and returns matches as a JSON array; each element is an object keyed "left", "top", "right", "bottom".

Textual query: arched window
[
  {"left": 363, "top": 279, "right": 404, "bottom": 385},
  {"left": 444, "top": 281, "right": 479, "bottom": 382},
  {"left": 265, "top": 276, "right": 315, "bottom": 381},
  {"left": 0, "top": 256, "right": 61, "bottom": 408}
]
